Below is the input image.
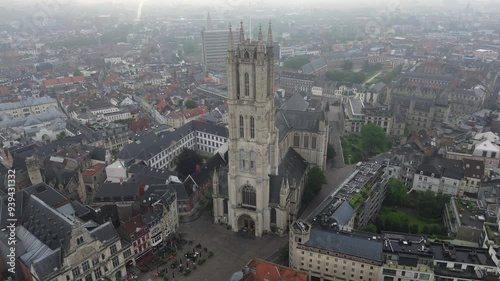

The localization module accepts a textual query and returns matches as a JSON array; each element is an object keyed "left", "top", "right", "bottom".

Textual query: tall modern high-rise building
[{"left": 201, "top": 12, "right": 240, "bottom": 72}]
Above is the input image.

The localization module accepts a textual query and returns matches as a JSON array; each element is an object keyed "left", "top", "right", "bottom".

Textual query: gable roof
[{"left": 275, "top": 110, "right": 323, "bottom": 141}]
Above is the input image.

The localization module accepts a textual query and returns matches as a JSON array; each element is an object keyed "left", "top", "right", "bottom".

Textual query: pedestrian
[{"left": 172, "top": 272, "right": 175, "bottom": 278}]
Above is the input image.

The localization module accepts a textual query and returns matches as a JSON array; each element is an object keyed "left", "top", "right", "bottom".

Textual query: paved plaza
[{"left": 138, "top": 214, "right": 287, "bottom": 281}]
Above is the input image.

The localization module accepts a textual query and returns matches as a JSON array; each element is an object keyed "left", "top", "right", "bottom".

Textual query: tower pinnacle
[
  {"left": 239, "top": 20, "right": 245, "bottom": 42},
  {"left": 207, "top": 11, "right": 213, "bottom": 29},
  {"left": 228, "top": 23, "right": 233, "bottom": 51},
  {"left": 267, "top": 20, "right": 273, "bottom": 47}
]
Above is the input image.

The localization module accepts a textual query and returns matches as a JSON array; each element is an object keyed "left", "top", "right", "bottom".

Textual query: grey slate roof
[
  {"left": 90, "top": 221, "right": 118, "bottom": 243},
  {"left": 118, "top": 120, "right": 228, "bottom": 161},
  {"left": 329, "top": 201, "right": 355, "bottom": 226},
  {"left": 17, "top": 225, "right": 62, "bottom": 280},
  {"left": 269, "top": 148, "right": 309, "bottom": 204},
  {"left": 280, "top": 92, "right": 309, "bottom": 112},
  {"left": 306, "top": 228, "right": 383, "bottom": 262},
  {"left": 93, "top": 182, "right": 139, "bottom": 202},
  {"left": 275, "top": 109, "right": 323, "bottom": 141}
]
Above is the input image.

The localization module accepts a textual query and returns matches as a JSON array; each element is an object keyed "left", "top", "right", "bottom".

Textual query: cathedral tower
[{"left": 226, "top": 22, "right": 277, "bottom": 237}]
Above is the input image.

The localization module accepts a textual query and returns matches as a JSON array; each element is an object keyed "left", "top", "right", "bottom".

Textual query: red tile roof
[
  {"left": 243, "top": 259, "right": 308, "bottom": 281},
  {"left": 43, "top": 76, "right": 86, "bottom": 87},
  {"left": 81, "top": 163, "right": 105, "bottom": 177}
]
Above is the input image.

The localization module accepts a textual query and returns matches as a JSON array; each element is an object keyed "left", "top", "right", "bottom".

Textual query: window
[
  {"left": 244, "top": 73, "right": 250, "bottom": 96},
  {"left": 77, "top": 236, "right": 84, "bottom": 245},
  {"left": 250, "top": 116, "right": 255, "bottom": 139},
  {"left": 124, "top": 249, "right": 132, "bottom": 259},
  {"left": 85, "top": 274, "right": 92, "bottom": 281},
  {"left": 239, "top": 150, "right": 247, "bottom": 171},
  {"left": 312, "top": 136, "right": 317, "bottom": 149},
  {"left": 112, "top": 256, "right": 119, "bottom": 268},
  {"left": 94, "top": 268, "right": 102, "bottom": 279},
  {"left": 82, "top": 260, "right": 90, "bottom": 272},
  {"left": 293, "top": 133, "right": 300, "bottom": 147},
  {"left": 492, "top": 152, "right": 497, "bottom": 158},
  {"left": 304, "top": 135, "right": 309, "bottom": 148},
  {"left": 72, "top": 267, "right": 81, "bottom": 278},
  {"left": 110, "top": 244, "right": 117, "bottom": 255},
  {"left": 242, "top": 185, "right": 256, "bottom": 207},
  {"left": 250, "top": 151, "right": 256, "bottom": 173},
  {"left": 239, "top": 116, "right": 244, "bottom": 138}
]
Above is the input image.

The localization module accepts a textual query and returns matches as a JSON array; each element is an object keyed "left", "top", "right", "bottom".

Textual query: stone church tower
[{"left": 226, "top": 22, "right": 279, "bottom": 237}]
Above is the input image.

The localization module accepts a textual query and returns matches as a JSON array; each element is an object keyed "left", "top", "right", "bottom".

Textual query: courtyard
[{"left": 137, "top": 214, "right": 287, "bottom": 281}]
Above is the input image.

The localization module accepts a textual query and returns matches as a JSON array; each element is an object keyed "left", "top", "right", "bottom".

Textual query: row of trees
[
  {"left": 372, "top": 217, "right": 448, "bottom": 236},
  {"left": 384, "top": 178, "right": 451, "bottom": 219}
]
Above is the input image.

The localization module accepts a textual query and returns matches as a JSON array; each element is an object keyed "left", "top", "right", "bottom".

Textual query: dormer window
[{"left": 77, "top": 236, "right": 84, "bottom": 245}]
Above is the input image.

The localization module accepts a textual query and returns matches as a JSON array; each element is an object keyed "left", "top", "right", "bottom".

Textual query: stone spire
[
  {"left": 207, "top": 11, "right": 213, "bottom": 29},
  {"left": 239, "top": 20, "right": 245, "bottom": 42},
  {"left": 267, "top": 20, "right": 273, "bottom": 47},
  {"left": 228, "top": 23, "right": 233, "bottom": 51}
]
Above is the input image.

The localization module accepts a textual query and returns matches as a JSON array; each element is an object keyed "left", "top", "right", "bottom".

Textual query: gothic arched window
[
  {"left": 244, "top": 51, "right": 250, "bottom": 59},
  {"left": 303, "top": 134, "right": 309, "bottom": 148},
  {"left": 244, "top": 73, "right": 250, "bottom": 96},
  {"left": 311, "top": 135, "right": 317, "bottom": 149},
  {"left": 250, "top": 116, "right": 255, "bottom": 139},
  {"left": 239, "top": 115, "right": 244, "bottom": 138},
  {"left": 242, "top": 185, "right": 256, "bottom": 207},
  {"left": 293, "top": 133, "right": 300, "bottom": 147},
  {"left": 239, "top": 149, "right": 246, "bottom": 171}
]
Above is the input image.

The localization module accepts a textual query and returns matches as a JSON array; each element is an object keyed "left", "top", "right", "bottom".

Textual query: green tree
[
  {"left": 199, "top": 192, "right": 213, "bottom": 215},
  {"left": 342, "top": 60, "right": 353, "bottom": 71},
  {"left": 283, "top": 56, "right": 310, "bottom": 70},
  {"left": 175, "top": 148, "right": 203, "bottom": 176},
  {"left": 384, "top": 178, "right": 408, "bottom": 206},
  {"left": 327, "top": 144, "right": 336, "bottom": 160},
  {"left": 360, "top": 123, "right": 391, "bottom": 155},
  {"left": 302, "top": 166, "right": 326, "bottom": 204},
  {"left": 364, "top": 223, "right": 378, "bottom": 233},
  {"left": 185, "top": 100, "right": 198, "bottom": 109},
  {"left": 56, "top": 131, "right": 66, "bottom": 140},
  {"left": 73, "top": 70, "right": 83, "bottom": 76}
]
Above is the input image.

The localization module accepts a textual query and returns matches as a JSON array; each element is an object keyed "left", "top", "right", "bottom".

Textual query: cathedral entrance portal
[{"left": 237, "top": 214, "right": 255, "bottom": 236}]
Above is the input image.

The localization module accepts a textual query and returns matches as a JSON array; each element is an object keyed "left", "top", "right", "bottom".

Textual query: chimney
[{"left": 195, "top": 165, "right": 201, "bottom": 171}]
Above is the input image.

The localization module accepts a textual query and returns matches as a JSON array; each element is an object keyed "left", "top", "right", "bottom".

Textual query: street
[{"left": 300, "top": 104, "right": 356, "bottom": 219}]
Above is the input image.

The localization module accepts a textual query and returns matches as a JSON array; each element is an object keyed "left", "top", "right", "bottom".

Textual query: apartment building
[
  {"left": 289, "top": 221, "right": 384, "bottom": 281},
  {"left": 381, "top": 233, "right": 435, "bottom": 281},
  {"left": 278, "top": 72, "right": 315, "bottom": 94},
  {"left": 445, "top": 140, "right": 500, "bottom": 169},
  {"left": 304, "top": 160, "right": 389, "bottom": 236},
  {"left": 289, "top": 221, "right": 499, "bottom": 281},
  {"left": 411, "top": 157, "right": 464, "bottom": 196},
  {"left": 164, "top": 106, "right": 209, "bottom": 129},
  {"left": 0, "top": 183, "right": 134, "bottom": 281},
  {"left": 118, "top": 120, "right": 228, "bottom": 170},
  {"left": 343, "top": 98, "right": 365, "bottom": 134},
  {"left": 0, "top": 96, "right": 58, "bottom": 118}
]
